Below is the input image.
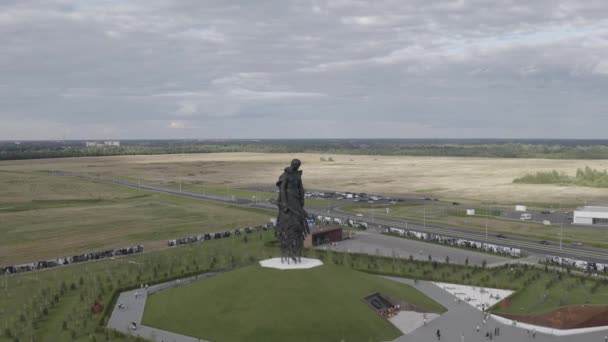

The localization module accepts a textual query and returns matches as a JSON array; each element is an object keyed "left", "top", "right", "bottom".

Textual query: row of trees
[
  {"left": 513, "top": 166, "right": 608, "bottom": 188},
  {"left": 3, "top": 141, "right": 608, "bottom": 160}
]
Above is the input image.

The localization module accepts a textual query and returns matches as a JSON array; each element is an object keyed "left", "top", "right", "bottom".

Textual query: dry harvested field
[{"left": 2, "top": 153, "right": 608, "bottom": 205}]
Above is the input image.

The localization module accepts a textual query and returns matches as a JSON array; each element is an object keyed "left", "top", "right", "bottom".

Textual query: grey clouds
[{"left": 1, "top": 0, "right": 608, "bottom": 139}]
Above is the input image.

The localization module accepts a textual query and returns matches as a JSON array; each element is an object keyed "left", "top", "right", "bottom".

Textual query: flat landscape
[
  {"left": 2, "top": 152, "right": 608, "bottom": 205},
  {"left": 0, "top": 170, "right": 271, "bottom": 265}
]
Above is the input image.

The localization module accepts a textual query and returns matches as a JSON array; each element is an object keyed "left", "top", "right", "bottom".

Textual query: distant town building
[
  {"left": 573, "top": 206, "right": 608, "bottom": 225},
  {"left": 85, "top": 140, "right": 120, "bottom": 147}
]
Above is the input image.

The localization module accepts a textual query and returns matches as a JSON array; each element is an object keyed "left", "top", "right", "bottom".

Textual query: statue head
[{"left": 290, "top": 159, "right": 301, "bottom": 171}]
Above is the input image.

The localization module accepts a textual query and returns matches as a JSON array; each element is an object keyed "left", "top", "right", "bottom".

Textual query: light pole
[
  {"left": 423, "top": 205, "right": 426, "bottom": 229},
  {"left": 372, "top": 201, "right": 375, "bottom": 225},
  {"left": 559, "top": 200, "right": 563, "bottom": 251},
  {"left": 485, "top": 202, "right": 489, "bottom": 241}
]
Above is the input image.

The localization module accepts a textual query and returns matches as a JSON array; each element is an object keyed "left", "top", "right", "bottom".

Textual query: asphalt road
[
  {"left": 325, "top": 207, "right": 608, "bottom": 263},
  {"left": 324, "top": 231, "right": 510, "bottom": 266},
  {"left": 56, "top": 172, "right": 608, "bottom": 264}
]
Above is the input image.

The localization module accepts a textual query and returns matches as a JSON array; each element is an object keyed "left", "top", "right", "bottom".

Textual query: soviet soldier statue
[{"left": 275, "top": 159, "right": 310, "bottom": 263}]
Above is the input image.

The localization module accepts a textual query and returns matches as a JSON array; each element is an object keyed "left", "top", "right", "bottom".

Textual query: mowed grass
[
  {"left": 0, "top": 231, "right": 279, "bottom": 342},
  {"left": 0, "top": 171, "right": 272, "bottom": 266},
  {"left": 343, "top": 202, "right": 608, "bottom": 248},
  {"left": 491, "top": 272, "right": 608, "bottom": 316},
  {"left": 338, "top": 252, "right": 608, "bottom": 317},
  {"left": 142, "top": 264, "right": 445, "bottom": 342}
]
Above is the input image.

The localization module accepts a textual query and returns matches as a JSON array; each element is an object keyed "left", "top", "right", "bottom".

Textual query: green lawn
[
  {"left": 0, "top": 171, "right": 272, "bottom": 266},
  {"left": 338, "top": 251, "right": 608, "bottom": 317},
  {"left": 143, "top": 264, "right": 445, "bottom": 342},
  {"left": 2, "top": 230, "right": 608, "bottom": 342}
]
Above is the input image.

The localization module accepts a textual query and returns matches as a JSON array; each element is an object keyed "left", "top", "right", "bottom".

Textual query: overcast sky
[{"left": 1, "top": 0, "right": 608, "bottom": 140}]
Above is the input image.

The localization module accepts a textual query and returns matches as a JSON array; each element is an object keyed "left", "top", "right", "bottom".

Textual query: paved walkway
[
  {"left": 385, "top": 277, "right": 608, "bottom": 342},
  {"left": 107, "top": 273, "right": 219, "bottom": 342}
]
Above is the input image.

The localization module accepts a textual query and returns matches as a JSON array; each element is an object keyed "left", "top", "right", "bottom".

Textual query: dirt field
[
  {"left": 498, "top": 305, "right": 608, "bottom": 329},
  {"left": 2, "top": 153, "right": 608, "bottom": 204}
]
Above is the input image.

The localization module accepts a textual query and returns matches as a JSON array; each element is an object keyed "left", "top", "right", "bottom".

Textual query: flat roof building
[{"left": 573, "top": 206, "right": 608, "bottom": 226}]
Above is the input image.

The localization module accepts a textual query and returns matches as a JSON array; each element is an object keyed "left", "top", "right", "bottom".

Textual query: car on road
[
  {"left": 571, "top": 241, "right": 584, "bottom": 246},
  {"left": 540, "top": 210, "right": 551, "bottom": 214},
  {"left": 496, "top": 233, "right": 506, "bottom": 238},
  {"left": 356, "top": 213, "right": 364, "bottom": 217},
  {"left": 539, "top": 240, "right": 550, "bottom": 245}
]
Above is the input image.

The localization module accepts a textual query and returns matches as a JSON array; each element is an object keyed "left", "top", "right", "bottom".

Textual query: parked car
[
  {"left": 452, "top": 202, "right": 460, "bottom": 205},
  {"left": 571, "top": 241, "right": 584, "bottom": 246},
  {"left": 540, "top": 210, "right": 551, "bottom": 214},
  {"left": 496, "top": 234, "right": 506, "bottom": 238},
  {"left": 356, "top": 213, "right": 364, "bottom": 217},
  {"left": 539, "top": 240, "right": 550, "bottom": 245}
]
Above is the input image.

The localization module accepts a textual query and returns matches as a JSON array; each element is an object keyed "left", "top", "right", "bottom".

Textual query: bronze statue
[{"left": 274, "top": 159, "right": 310, "bottom": 263}]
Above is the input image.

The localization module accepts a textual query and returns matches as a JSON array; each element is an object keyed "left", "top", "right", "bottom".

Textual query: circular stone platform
[{"left": 259, "top": 257, "right": 323, "bottom": 270}]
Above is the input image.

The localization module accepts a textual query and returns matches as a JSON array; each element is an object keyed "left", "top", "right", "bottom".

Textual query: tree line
[
  {"left": 513, "top": 166, "right": 608, "bottom": 188},
  {"left": 3, "top": 140, "right": 608, "bottom": 160}
]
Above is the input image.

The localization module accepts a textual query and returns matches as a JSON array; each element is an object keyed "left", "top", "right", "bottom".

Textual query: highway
[{"left": 57, "top": 172, "right": 608, "bottom": 263}]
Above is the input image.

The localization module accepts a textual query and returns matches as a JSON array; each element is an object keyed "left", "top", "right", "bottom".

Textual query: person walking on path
[
  {"left": 476, "top": 325, "right": 480, "bottom": 333},
  {"left": 436, "top": 329, "right": 441, "bottom": 340}
]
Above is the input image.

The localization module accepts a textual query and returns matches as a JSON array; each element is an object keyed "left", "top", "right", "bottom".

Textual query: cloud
[
  {"left": 1, "top": 0, "right": 608, "bottom": 139},
  {"left": 168, "top": 121, "right": 186, "bottom": 129},
  {"left": 168, "top": 27, "right": 226, "bottom": 42}
]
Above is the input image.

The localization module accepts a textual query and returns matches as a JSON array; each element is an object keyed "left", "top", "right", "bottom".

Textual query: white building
[
  {"left": 85, "top": 140, "right": 120, "bottom": 147},
  {"left": 573, "top": 206, "right": 608, "bottom": 225}
]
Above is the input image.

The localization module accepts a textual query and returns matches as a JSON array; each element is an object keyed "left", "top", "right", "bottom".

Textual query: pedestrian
[
  {"left": 497, "top": 327, "right": 500, "bottom": 336},
  {"left": 436, "top": 329, "right": 441, "bottom": 340},
  {"left": 604, "top": 336, "right": 607, "bottom": 342},
  {"left": 532, "top": 329, "right": 536, "bottom": 339},
  {"left": 423, "top": 317, "right": 427, "bottom": 326},
  {"left": 476, "top": 325, "right": 480, "bottom": 333}
]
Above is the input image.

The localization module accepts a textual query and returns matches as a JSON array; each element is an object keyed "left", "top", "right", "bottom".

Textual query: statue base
[{"left": 259, "top": 257, "right": 323, "bottom": 270}]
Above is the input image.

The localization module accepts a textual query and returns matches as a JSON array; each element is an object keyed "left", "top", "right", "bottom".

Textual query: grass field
[
  {"left": 341, "top": 251, "right": 608, "bottom": 317},
  {"left": 0, "top": 230, "right": 278, "bottom": 342},
  {"left": 343, "top": 202, "right": 608, "bottom": 248},
  {"left": 0, "top": 171, "right": 271, "bottom": 266},
  {"left": 143, "top": 264, "right": 445, "bottom": 342},
  {"left": 2, "top": 152, "right": 608, "bottom": 205},
  {"left": 1, "top": 230, "right": 607, "bottom": 341}
]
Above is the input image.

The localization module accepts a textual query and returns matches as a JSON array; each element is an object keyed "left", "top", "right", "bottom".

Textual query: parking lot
[{"left": 320, "top": 231, "right": 510, "bottom": 266}]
